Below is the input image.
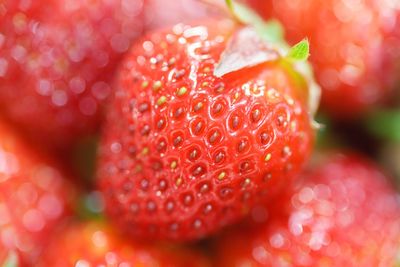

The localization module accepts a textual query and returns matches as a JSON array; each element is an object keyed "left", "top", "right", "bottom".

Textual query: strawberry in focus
[
  {"left": 249, "top": 0, "right": 400, "bottom": 118},
  {"left": 215, "top": 152, "right": 400, "bottom": 267},
  {"left": 38, "top": 221, "right": 210, "bottom": 267},
  {"left": 0, "top": 119, "right": 76, "bottom": 265},
  {"left": 0, "top": 0, "right": 145, "bottom": 149},
  {"left": 97, "top": 19, "right": 316, "bottom": 241}
]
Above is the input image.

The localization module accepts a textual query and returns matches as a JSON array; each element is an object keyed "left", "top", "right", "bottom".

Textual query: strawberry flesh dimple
[{"left": 98, "top": 20, "right": 315, "bottom": 240}]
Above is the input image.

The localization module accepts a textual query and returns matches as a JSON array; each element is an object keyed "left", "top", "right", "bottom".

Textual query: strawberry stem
[
  {"left": 225, "top": 0, "right": 234, "bottom": 11},
  {"left": 224, "top": 0, "right": 286, "bottom": 47},
  {"left": 225, "top": 0, "right": 243, "bottom": 24}
]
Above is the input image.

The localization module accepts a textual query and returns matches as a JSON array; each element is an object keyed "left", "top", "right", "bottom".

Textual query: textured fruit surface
[
  {"left": 97, "top": 20, "right": 314, "bottom": 241},
  {"left": 38, "top": 221, "right": 210, "bottom": 267},
  {"left": 215, "top": 153, "right": 400, "bottom": 267},
  {"left": 250, "top": 0, "right": 400, "bottom": 117},
  {"left": 0, "top": 119, "right": 76, "bottom": 265},
  {"left": 0, "top": 0, "right": 144, "bottom": 149}
]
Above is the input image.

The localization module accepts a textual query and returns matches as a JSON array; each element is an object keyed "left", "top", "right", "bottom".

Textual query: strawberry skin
[
  {"left": 0, "top": 0, "right": 145, "bottom": 149},
  {"left": 38, "top": 221, "right": 210, "bottom": 267},
  {"left": 215, "top": 152, "right": 400, "bottom": 267},
  {"left": 145, "top": 0, "right": 212, "bottom": 30},
  {"left": 0, "top": 119, "right": 76, "bottom": 265},
  {"left": 97, "top": 20, "right": 315, "bottom": 241},
  {"left": 250, "top": 0, "right": 400, "bottom": 118}
]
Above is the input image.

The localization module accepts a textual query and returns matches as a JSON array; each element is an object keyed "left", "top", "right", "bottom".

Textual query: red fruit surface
[
  {"left": 144, "top": 0, "right": 214, "bottom": 30},
  {"left": 215, "top": 153, "right": 400, "bottom": 267},
  {"left": 249, "top": 0, "right": 400, "bottom": 118},
  {"left": 38, "top": 221, "right": 210, "bottom": 267},
  {"left": 97, "top": 20, "right": 315, "bottom": 241},
  {"left": 0, "top": 0, "right": 145, "bottom": 149},
  {"left": 0, "top": 119, "right": 76, "bottom": 265}
]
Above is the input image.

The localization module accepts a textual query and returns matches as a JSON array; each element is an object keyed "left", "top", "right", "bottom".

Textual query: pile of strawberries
[{"left": 1, "top": 0, "right": 400, "bottom": 266}]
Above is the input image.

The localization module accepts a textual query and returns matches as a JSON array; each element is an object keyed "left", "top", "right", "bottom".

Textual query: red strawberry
[
  {"left": 0, "top": 119, "right": 76, "bottom": 265},
  {"left": 215, "top": 152, "right": 400, "bottom": 267},
  {"left": 38, "top": 221, "right": 210, "bottom": 267},
  {"left": 144, "top": 0, "right": 213, "bottom": 30},
  {"left": 97, "top": 18, "right": 317, "bottom": 241},
  {"left": 0, "top": 0, "right": 145, "bottom": 149},
  {"left": 249, "top": 0, "right": 400, "bottom": 118}
]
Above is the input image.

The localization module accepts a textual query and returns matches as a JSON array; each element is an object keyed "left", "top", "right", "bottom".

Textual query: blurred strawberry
[
  {"left": 0, "top": 118, "right": 76, "bottom": 265},
  {"left": 38, "top": 220, "right": 210, "bottom": 267},
  {"left": 249, "top": 0, "right": 400, "bottom": 118},
  {"left": 97, "top": 13, "right": 318, "bottom": 241},
  {"left": 0, "top": 0, "right": 145, "bottom": 150},
  {"left": 215, "top": 152, "right": 400, "bottom": 267},
  {"left": 144, "top": 0, "right": 215, "bottom": 30}
]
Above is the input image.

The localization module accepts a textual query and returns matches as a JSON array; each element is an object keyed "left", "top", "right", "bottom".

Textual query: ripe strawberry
[
  {"left": 0, "top": 0, "right": 145, "bottom": 149},
  {"left": 38, "top": 221, "right": 210, "bottom": 267},
  {"left": 97, "top": 18, "right": 317, "bottom": 241},
  {"left": 145, "top": 0, "right": 213, "bottom": 30},
  {"left": 215, "top": 152, "right": 400, "bottom": 267},
  {"left": 249, "top": 0, "right": 400, "bottom": 118},
  {"left": 0, "top": 119, "right": 76, "bottom": 265}
]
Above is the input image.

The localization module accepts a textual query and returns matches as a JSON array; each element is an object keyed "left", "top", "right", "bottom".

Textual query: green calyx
[
  {"left": 222, "top": 0, "right": 319, "bottom": 124},
  {"left": 225, "top": 0, "right": 309, "bottom": 61},
  {"left": 287, "top": 39, "right": 310, "bottom": 61},
  {"left": 225, "top": 0, "right": 284, "bottom": 46}
]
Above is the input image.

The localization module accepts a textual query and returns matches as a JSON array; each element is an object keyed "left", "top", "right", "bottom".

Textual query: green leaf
[
  {"left": 226, "top": 0, "right": 285, "bottom": 46},
  {"left": 365, "top": 109, "right": 400, "bottom": 142},
  {"left": 224, "top": 0, "right": 320, "bottom": 117},
  {"left": 287, "top": 39, "right": 310, "bottom": 61},
  {"left": 2, "top": 251, "right": 18, "bottom": 267},
  {"left": 225, "top": 0, "right": 234, "bottom": 11}
]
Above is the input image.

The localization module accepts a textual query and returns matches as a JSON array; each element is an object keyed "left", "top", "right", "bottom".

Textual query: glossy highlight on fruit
[
  {"left": 97, "top": 20, "right": 315, "bottom": 241},
  {"left": 216, "top": 152, "right": 400, "bottom": 267}
]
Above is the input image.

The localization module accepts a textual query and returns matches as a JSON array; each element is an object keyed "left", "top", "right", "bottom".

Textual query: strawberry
[
  {"left": 144, "top": 0, "right": 213, "bottom": 30},
  {"left": 215, "top": 152, "right": 400, "bottom": 267},
  {"left": 97, "top": 13, "right": 317, "bottom": 241},
  {"left": 0, "top": 0, "right": 145, "bottom": 149},
  {"left": 249, "top": 0, "right": 400, "bottom": 118},
  {"left": 0, "top": 119, "right": 76, "bottom": 265},
  {"left": 38, "top": 221, "right": 210, "bottom": 267}
]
